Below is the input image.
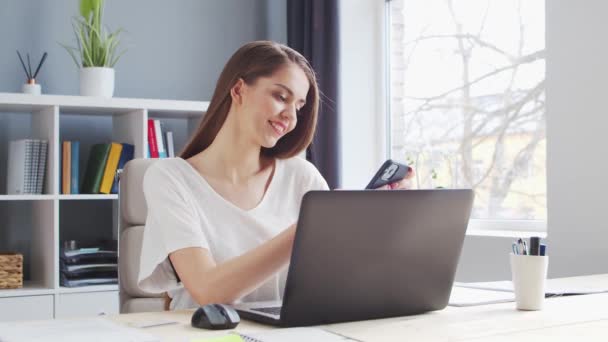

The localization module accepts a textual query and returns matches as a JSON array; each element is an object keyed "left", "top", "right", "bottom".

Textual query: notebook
[{"left": 236, "top": 327, "right": 357, "bottom": 342}]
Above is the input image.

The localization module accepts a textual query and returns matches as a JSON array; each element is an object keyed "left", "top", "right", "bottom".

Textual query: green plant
[{"left": 60, "top": 0, "right": 126, "bottom": 68}]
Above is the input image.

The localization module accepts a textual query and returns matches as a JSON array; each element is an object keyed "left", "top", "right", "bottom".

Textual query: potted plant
[{"left": 61, "top": 0, "right": 126, "bottom": 97}]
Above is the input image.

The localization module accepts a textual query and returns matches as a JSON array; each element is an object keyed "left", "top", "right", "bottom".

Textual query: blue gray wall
[
  {"left": 0, "top": 0, "right": 286, "bottom": 278},
  {"left": 1, "top": 0, "right": 286, "bottom": 99}
]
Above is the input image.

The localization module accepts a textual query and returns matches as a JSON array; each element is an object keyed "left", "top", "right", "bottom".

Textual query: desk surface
[{"left": 109, "top": 274, "right": 608, "bottom": 342}]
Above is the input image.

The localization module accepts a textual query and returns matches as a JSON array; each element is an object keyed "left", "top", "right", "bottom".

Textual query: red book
[{"left": 147, "top": 119, "right": 159, "bottom": 158}]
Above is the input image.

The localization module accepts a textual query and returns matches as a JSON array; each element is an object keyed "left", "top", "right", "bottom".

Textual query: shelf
[
  {"left": 0, "top": 282, "right": 54, "bottom": 298},
  {"left": 58, "top": 194, "right": 118, "bottom": 200},
  {"left": 0, "top": 195, "right": 119, "bottom": 200},
  {"left": 0, "top": 195, "right": 55, "bottom": 201},
  {"left": 0, "top": 94, "right": 203, "bottom": 318},
  {"left": 57, "top": 284, "right": 119, "bottom": 294},
  {"left": 0, "top": 284, "right": 118, "bottom": 298},
  {"left": 0, "top": 92, "right": 208, "bottom": 118}
]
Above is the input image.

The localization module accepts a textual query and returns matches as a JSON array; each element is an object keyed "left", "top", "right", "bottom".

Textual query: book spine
[
  {"left": 62, "top": 141, "right": 71, "bottom": 194},
  {"left": 30, "top": 140, "right": 40, "bottom": 194},
  {"left": 154, "top": 119, "right": 167, "bottom": 158},
  {"left": 166, "top": 131, "right": 175, "bottom": 158},
  {"left": 37, "top": 140, "right": 48, "bottom": 194},
  {"left": 6, "top": 140, "right": 25, "bottom": 194},
  {"left": 24, "top": 140, "right": 34, "bottom": 194},
  {"left": 99, "top": 143, "right": 123, "bottom": 194},
  {"left": 110, "top": 143, "right": 135, "bottom": 194},
  {"left": 147, "top": 119, "right": 159, "bottom": 158},
  {"left": 70, "top": 141, "right": 79, "bottom": 194},
  {"left": 81, "top": 143, "right": 111, "bottom": 194}
]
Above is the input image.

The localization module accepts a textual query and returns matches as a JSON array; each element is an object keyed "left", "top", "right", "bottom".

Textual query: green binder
[{"left": 81, "top": 143, "right": 111, "bottom": 194}]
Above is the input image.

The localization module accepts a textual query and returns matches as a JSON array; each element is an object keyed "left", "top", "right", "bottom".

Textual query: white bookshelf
[{"left": 0, "top": 93, "right": 208, "bottom": 321}]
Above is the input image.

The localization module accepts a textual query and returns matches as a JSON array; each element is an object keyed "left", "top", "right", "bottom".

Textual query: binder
[{"left": 99, "top": 143, "right": 123, "bottom": 194}]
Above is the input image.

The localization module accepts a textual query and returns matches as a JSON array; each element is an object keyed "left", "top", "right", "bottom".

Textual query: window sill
[{"left": 466, "top": 219, "right": 547, "bottom": 238}]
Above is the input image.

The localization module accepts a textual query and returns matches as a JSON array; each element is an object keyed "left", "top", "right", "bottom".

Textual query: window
[{"left": 387, "top": 0, "right": 546, "bottom": 227}]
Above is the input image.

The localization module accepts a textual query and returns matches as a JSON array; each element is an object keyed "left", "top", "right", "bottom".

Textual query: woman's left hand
[{"left": 375, "top": 167, "right": 416, "bottom": 190}]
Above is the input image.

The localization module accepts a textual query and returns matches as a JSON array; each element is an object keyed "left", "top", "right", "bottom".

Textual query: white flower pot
[{"left": 80, "top": 67, "right": 115, "bottom": 97}]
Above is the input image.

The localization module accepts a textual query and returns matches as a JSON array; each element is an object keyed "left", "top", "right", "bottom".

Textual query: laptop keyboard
[{"left": 251, "top": 306, "right": 282, "bottom": 315}]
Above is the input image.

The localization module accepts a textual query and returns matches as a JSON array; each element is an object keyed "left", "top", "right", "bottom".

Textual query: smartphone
[{"left": 365, "top": 159, "right": 411, "bottom": 189}]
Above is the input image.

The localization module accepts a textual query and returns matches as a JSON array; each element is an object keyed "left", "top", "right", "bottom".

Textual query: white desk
[{"left": 106, "top": 274, "right": 608, "bottom": 342}]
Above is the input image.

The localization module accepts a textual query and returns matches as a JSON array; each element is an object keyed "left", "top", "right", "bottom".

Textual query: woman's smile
[{"left": 268, "top": 120, "right": 288, "bottom": 137}]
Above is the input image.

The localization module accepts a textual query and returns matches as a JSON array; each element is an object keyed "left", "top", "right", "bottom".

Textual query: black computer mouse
[{"left": 191, "top": 303, "right": 240, "bottom": 330}]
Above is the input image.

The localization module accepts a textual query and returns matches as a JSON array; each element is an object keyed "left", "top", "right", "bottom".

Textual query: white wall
[
  {"left": 546, "top": 0, "right": 608, "bottom": 277},
  {"left": 340, "top": 0, "right": 608, "bottom": 281},
  {"left": 339, "top": 0, "right": 387, "bottom": 190}
]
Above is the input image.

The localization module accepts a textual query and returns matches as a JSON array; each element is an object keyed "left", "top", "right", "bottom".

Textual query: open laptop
[{"left": 234, "top": 189, "right": 474, "bottom": 327}]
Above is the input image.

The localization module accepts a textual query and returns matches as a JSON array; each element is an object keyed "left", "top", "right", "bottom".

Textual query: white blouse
[{"left": 137, "top": 157, "right": 329, "bottom": 309}]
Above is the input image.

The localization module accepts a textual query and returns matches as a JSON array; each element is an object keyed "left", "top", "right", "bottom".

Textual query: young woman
[{"left": 138, "top": 41, "right": 412, "bottom": 310}]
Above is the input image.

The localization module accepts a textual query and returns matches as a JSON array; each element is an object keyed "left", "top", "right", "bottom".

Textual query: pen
[
  {"left": 512, "top": 243, "right": 519, "bottom": 255},
  {"left": 517, "top": 238, "right": 527, "bottom": 255},
  {"left": 529, "top": 236, "right": 540, "bottom": 256}
]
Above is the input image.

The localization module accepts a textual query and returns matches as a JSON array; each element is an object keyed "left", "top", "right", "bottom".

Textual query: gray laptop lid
[{"left": 280, "top": 189, "right": 474, "bottom": 326}]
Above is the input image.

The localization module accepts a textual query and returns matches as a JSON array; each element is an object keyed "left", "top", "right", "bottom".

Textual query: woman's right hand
[{"left": 170, "top": 221, "right": 299, "bottom": 306}]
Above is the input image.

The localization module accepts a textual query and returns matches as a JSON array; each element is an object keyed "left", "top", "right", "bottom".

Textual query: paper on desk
[
  {"left": 454, "top": 279, "right": 608, "bottom": 296},
  {"left": 0, "top": 317, "right": 159, "bottom": 342},
  {"left": 448, "top": 286, "right": 515, "bottom": 307},
  {"left": 191, "top": 335, "right": 244, "bottom": 342},
  {"left": 237, "top": 327, "right": 357, "bottom": 342}
]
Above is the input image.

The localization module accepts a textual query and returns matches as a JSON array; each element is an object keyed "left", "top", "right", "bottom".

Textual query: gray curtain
[{"left": 287, "top": 0, "right": 341, "bottom": 189}]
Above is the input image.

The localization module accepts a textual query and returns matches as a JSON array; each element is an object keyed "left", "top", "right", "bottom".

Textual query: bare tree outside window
[{"left": 389, "top": 0, "right": 546, "bottom": 221}]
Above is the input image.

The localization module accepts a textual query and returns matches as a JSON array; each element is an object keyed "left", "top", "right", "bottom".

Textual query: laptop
[{"left": 234, "top": 189, "right": 474, "bottom": 327}]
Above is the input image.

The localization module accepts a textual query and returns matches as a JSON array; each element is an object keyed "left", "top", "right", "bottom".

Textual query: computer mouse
[{"left": 191, "top": 303, "right": 240, "bottom": 330}]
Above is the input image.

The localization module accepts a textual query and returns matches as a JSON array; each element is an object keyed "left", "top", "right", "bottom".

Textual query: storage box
[{"left": 0, "top": 253, "right": 23, "bottom": 289}]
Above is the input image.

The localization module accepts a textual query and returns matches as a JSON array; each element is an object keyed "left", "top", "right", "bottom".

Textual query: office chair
[{"left": 118, "top": 158, "right": 164, "bottom": 313}]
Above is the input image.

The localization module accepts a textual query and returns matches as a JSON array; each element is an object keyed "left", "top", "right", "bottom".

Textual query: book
[
  {"left": 31, "top": 140, "right": 40, "bottom": 194},
  {"left": 147, "top": 119, "right": 159, "bottom": 158},
  {"left": 154, "top": 119, "right": 167, "bottom": 158},
  {"left": 166, "top": 131, "right": 175, "bottom": 157},
  {"left": 81, "top": 143, "right": 111, "bottom": 194},
  {"left": 62, "top": 141, "right": 71, "bottom": 194},
  {"left": 6, "top": 140, "right": 29, "bottom": 194},
  {"left": 110, "top": 143, "right": 135, "bottom": 194},
  {"left": 36, "top": 140, "right": 48, "bottom": 194},
  {"left": 70, "top": 141, "right": 79, "bottom": 194},
  {"left": 99, "top": 142, "right": 123, "bottom": 194},
  {"left": 24, "top": 139, "right": 35, "bottom": 194}
]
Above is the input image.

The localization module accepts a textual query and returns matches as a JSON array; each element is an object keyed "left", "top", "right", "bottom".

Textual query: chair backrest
[{"left": 118, "top": 158, "right": 163, "bottom": 312}]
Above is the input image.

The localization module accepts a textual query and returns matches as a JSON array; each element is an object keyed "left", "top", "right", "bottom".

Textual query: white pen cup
[{"left": 510, "top": 253, "right": 548, "bottom": 310}]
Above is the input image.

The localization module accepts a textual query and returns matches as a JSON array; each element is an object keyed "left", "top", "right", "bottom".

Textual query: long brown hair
[{"left": 180, "top": 41, "right": 319, "bottom": 160}]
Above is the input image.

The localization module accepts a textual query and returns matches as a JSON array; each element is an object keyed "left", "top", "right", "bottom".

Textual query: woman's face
[{"left": 236, "top": 63, "right": 309, "bottom": 149}]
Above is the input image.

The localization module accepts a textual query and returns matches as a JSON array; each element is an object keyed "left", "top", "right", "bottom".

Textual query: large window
[{"left": 388, "top": 0, "right": 546, "bottom": 225}]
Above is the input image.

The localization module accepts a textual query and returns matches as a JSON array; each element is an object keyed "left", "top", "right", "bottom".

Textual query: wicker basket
[{"left": 0, "top": 253, "right": 23, "bottom": 289}]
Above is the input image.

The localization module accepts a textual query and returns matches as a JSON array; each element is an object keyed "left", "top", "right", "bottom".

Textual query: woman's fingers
[
  {"left": 374, "top": 168, "right": 416, "bottom": 190},
  {"left": 405, "top": 167, "right": 415, "bottom": 179}
]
